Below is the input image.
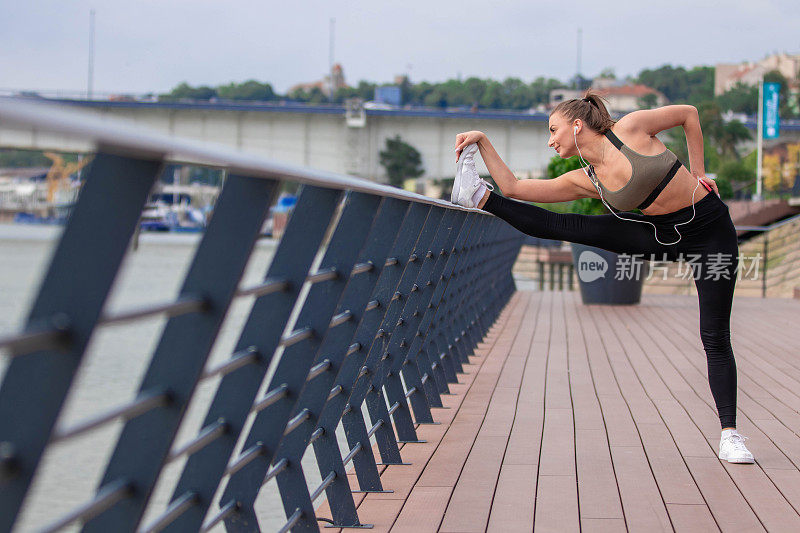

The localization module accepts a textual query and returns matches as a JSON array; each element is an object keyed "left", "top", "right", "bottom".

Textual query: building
[
  {"left": 374, "top": 86, "right": 402, "bottom": 106},
  {"left": 715, "top": 53, "right": 800, "bottom": 96},
  {"left": 289, "top": 63, "right": 348, "bottom": 97},
  {"left": 594, "top": 83, "right": 667, "bottom": 112},
  {"left": 549, "top": 78, "right": 667, "bottom": 114}
]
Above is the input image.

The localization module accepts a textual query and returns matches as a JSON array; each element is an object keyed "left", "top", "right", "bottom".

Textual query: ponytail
[{"left": 552, "top": 90, "right": 615, "bottom": 133}]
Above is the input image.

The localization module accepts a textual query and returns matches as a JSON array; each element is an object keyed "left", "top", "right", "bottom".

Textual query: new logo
[{"left": 577, "top": 250, "right": 608, "bottom": 282}]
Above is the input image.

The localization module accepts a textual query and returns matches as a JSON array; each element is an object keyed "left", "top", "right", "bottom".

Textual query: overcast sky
[{"left": 2, "top": 0, "right": 798, "bottom": 96}]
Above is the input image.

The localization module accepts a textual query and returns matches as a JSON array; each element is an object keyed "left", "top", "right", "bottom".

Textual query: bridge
[
  {"left": 0, "top": 98, "right": 556, "bottom": 182},
  {"left": 5, "top": 98, "right": 800, "bottom": 186},
  {"left": 2, "top": 98, "right": 800, "bottom": 533}
]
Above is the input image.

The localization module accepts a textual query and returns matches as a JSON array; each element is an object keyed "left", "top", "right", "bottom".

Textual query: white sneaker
[
  {"left": 452, "top": 143, "right": 493, "bottom": 208},
  {"left": 719, "top": 430, "right": 755, "bottom": 464}
]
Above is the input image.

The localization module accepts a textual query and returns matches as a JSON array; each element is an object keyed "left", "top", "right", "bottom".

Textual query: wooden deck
[{"left": 317, "top": 290, "right": 800, "bottom": 532}]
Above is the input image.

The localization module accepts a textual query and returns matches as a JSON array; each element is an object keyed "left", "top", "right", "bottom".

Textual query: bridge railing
[{"left": 0, "top": 98, "right": 523, "bottom": 532}]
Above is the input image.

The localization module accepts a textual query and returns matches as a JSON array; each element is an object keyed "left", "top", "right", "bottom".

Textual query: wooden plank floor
[{"left": 317, "top": 290, "right": 800, "bottom": 532}]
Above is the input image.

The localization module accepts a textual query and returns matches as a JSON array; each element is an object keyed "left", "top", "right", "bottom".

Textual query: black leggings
[{"left": 484, "top": 191, "right": 739, "bottom": 429}]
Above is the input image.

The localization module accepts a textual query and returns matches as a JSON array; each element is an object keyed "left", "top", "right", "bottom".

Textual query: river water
[{"left": 0, "top": 224, "right": 350, "bottom": 532}]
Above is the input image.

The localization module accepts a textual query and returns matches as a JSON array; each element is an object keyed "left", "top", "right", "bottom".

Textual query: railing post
[
  {"left": 763, "top": 232, "right": 769, "bottom": 298},
  {"left": 376, "top": 207, "right": 444, "bottom": 430},
  {"left": 309, "top": 198, "right": 411, "bottom": 506},
  {"left": 383, "top": 208, "right": 462, "bottom": 414},
  {"left": 420, "top": 212, "right": 477, "bottom": 384},
  {"left": 539, "top": 261, "right": 545, "bottom": 290},
  {"left": 84, "top": 173, "right": 279, "bottom": 532},
  {"left": 454, "top": 219, "right": 497, "bottom": 358},
  {"left": 437, "top": 220, "right": 486, "bottom": 369},
  {"left": 401, "top": 210, "right": 469, "bottom": 400},
  {"left": 219, "top": 190, "right": 377, "bottom": 532},
  {"left": 0, "top": 153, "right": 163, "bottom": 532},
  {"left": 269, "top": 192, "right": 387, "bottom": 533},
  {"left": 339, "top": 202, "right": 432, "bottom": 465},
  {"left": 162, "top": 185, "right": 342, "bottom": 533}
]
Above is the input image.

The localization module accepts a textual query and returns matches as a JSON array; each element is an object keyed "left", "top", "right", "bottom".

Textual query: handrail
[{"left": 735, "top": 211, "right": 800, "bottom": 232}]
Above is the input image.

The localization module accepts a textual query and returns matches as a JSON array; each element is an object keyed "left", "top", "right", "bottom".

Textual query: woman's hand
[
  {"left": 455, "top": 131, "right": 485, "bottom": 162},
  {"left": 698, "top": 175, "right": 720, "bottom": 196}
]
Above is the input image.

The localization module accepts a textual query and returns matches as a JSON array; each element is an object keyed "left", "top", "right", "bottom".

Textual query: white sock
[
  {"left": 721, "top": 428, "right": 737, "bottom": 439},
  {"left": 471, "top": 182, "right": 487, "bottom": 207}
]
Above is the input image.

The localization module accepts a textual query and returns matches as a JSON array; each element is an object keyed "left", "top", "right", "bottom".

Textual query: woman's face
[{"left": 547, "top": 112, "right": 576, "bottom": 159}]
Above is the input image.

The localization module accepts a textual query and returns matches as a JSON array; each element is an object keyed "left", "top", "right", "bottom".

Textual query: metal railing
[
  {"left": 0, "top": 98, "right": 524, "bottom": 532},
  {"left": 736, "top": 213, "right": 800, "bottom": 298},
  {"left": 639, "top": 214, "right": 800, "bottom": 297}
]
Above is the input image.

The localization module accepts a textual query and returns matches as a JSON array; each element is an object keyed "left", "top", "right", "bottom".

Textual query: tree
[
  {"left": 288, "top": 86, "right": 327, "bottom": 104},
  {"left": 379, "top": 136, "right": 424, "bottom": 187},
  {"left": 0, "top": 149, "right": 52, "bottom": 167},
  {"left": 717, "top": 82, "right": 758, "bottom": 114},
  {"left": 160, "top": 82, "right": 217, "bottom": 101},
  {"left": 545, "top": 155, "right": 606, "bottom": 215},
  {"left": 684, "top": 66, "right": 715, "bottom": 104},
  {"left": 597, "top": 67, "right": 616, "bottom": 79},
  {"left": 716, "top": 120, "right": 752, "bottom": 160},
  {"left": 406, "top": 81, "right": 435, "bottom": 106},
  {"left": 637, "top": 93, "right": 658, "bottom": 109},
  {"left": 503, "top": 77, "right": 534, "bottom": 109},
  {"left": 423, "top": 87, "right": 449, "bottom": 108},
  {"left": 333, "top": 86, "right": 360, "bottom": 103},
  {"left": 480, "top": 80, "right": 504, "bottom": 108},
  {"left": 217, "top": 80, "right": 275, "bottom": 101},
  {"left": 355, "top": 80, "right": 377, "bottom": 100},
  {"left": 546, "top": 155, "right": 583, "bottom": 179},
  {"left": 528, "top": 77, "right": 566, "bottom": 107},
  {"left": 636, "top": 65, "right": 713, "bottom": 104},
  {"left": 716, "top": 160, "right": 752, "bottom": 199},
  {"left": 463, "top": 77, "right": 488, "bottom": 106},
  {"left": 306, "top": 87, "right": 327, "bottom": 104}
]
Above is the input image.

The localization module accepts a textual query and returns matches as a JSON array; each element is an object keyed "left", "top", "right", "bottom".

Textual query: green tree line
[
  {"left": 160, "top": 76, "right": 567, "bottom": 110},
  {"left": 159, "top": 65, "right": 799, "bottom": 119}
]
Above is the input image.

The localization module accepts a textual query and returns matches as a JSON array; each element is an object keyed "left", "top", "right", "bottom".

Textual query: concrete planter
[{"left": 570, "top": 243, "right": 645, "bottom": 305}]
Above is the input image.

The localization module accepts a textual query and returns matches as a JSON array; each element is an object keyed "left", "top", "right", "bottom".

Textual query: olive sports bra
[{"left": 588, "top": 130, "right": 683, "bottom": 212}]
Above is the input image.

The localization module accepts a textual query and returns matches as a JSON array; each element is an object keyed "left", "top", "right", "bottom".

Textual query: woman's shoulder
[
  {"left": 616, "top": 105, "right": 698, "bottom": 137},
  {"left": 613, "top": 110, "right": 648, "bottom": 131},
  {"left": 611, "top": 110, "right": 662, "bottom": 140}
]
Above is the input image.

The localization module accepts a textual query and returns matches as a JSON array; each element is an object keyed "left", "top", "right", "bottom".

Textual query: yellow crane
[{"left": 43, "top": 152, "right": 91, "bottom": 204}]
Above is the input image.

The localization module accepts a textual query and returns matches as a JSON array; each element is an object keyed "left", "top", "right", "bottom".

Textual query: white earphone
[{"left": 572, "top": 124, "right": 700, "bottom": 246}]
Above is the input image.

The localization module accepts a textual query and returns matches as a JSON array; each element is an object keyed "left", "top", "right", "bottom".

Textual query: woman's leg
[
  {"left": 485, "top": 190, "right": 742, "bottom": 430},
  {"left": 680, "top": 216, "right": 740, "bottom": 429},
  {"left": 482, "top": 192, "right": 674, "bottom": 257}
]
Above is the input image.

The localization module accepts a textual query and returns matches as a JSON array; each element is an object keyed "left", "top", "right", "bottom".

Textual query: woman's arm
[
  {"left": 455, "top": 131, "right": 599, "bottom": 202},
  {"left": 626, "top": 106, "right": 710, "bottom": 178},
  {"left": 474, "top": 133, "right": 522, "bottom": 196},
  {"left": 523, "top": 168, "right": 601, "bottom": 202},
  {"left": 626, "top": 105, "right": 719, "bottom": 195},
  {"left": 455, "top": 131, "right": 519, "bottom": 195}
]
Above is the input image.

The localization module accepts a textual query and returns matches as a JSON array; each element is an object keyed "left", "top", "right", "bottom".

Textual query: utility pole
[
  {"left": 756, "top": 78, "right": 764, "bottom": 201},
  {"left": 577, "top": 28, "right": 582, "bottom": 82},
  {"left": 88, "top": 8, "right": 95, "bottom": 100},
  {"left": 329, "top": 18, "right": 335, "bottom": 102}
]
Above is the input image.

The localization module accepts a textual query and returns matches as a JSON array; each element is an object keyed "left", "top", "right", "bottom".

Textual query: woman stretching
[{"left": 451, "top": 92, "right": 754, "bottom": 464}]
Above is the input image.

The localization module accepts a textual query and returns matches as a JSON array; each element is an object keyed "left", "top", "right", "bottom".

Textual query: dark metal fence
[{"left": 0, "top": 98, "right": 523, "bottom": 532}]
